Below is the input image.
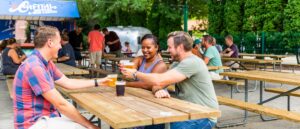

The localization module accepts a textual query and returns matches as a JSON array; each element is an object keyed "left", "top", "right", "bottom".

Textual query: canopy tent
[{"left": 0, "top": 0, "right": 80, "bottom": 21}]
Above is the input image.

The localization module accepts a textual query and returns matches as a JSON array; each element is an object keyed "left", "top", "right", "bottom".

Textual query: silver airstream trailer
[{"left": 106, "top": 26, "right": 152, "bottom": 54}]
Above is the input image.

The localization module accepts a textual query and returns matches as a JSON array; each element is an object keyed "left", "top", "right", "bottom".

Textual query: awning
[{"left": 0, "top": 0, "right": 80, "bottom": 21}]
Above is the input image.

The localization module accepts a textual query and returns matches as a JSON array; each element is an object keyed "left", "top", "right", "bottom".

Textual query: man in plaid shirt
[{"left": 13, "top": 26, "right": 109, "bottom": 129}]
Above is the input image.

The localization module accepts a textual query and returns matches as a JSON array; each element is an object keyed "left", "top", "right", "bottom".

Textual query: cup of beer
[
  {"left": 124, "top": 62, "right": 135, "bottom": 69},
  {"left": 116, "top": 81, "right": 126, "bottom": 96},
  {"left": 107, "top": 74, "right": 118, "bottom": 87}
]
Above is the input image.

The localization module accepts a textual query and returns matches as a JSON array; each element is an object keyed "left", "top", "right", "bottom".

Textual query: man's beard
[{"left": 171, "top": 51, "right": 180, "bottom": 62}]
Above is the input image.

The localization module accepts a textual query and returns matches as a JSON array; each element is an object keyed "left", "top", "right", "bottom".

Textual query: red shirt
[{"left": 88, "top": 30, "right": 104, "bottom": 52}]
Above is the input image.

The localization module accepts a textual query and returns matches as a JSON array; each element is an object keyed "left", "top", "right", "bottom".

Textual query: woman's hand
[{"left": 120, "top": 68, "right": 137, "bottom": 79}]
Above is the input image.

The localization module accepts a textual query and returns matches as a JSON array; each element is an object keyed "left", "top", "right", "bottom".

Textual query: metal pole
[
  {"left": 261, "top": 32, "right": 265, "bottom": 54},
  {"left": 183, "top": 0, "right": 188, "bottom": 32}
]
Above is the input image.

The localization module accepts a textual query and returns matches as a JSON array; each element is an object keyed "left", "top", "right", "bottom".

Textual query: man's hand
[
  {"left": 154, "top": 89, "right": 170, "bottom": 98},
  {"left": 107, "top": 41, "right": 113, "bottom": 45},
  {"left": 121, "top": 68, "right": 137, "bottom": 79},
  {"left": 98, "top": 77, "right": 112, "bottom": 86}
]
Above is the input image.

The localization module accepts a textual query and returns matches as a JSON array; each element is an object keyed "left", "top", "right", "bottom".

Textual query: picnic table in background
[
  {"left": 207, "top": 66, "right": 230, "bottom": 71},
  {"left": 221, "top": 57, "right": 283, "bottom": 70},
  {"left": 239, "top": 53, "right": 288, "bottom": 60},
  {"left": 55, "top": 63, "right": 89, "bottom": 75},
  {"left": 58, "top": 86, "right": 221, "bottom": 129}
]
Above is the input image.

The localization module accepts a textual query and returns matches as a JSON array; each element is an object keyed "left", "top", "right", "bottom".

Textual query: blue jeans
[{"left": 144, "top": 118, "right": 215, "bottom": 129}]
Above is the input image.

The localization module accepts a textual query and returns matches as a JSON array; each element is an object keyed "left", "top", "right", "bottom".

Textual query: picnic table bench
[{"left": 221, "top": 57, "right": 283, "bottom": 70}]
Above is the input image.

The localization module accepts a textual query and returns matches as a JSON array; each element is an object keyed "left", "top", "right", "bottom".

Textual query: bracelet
[
  {"left": 94, "top": 79, "right": 99, "bottom": 87},
  {"left": 132, "top": 71, "right": 138, "bottom": 81}
]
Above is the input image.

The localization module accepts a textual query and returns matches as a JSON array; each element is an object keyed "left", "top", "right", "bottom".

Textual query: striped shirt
[{"left": 13, "top": 49, "right": 63, "bottom": 129}]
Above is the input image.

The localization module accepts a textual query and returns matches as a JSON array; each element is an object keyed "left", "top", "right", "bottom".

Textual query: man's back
[
  {"left": 171, "top": 55, "right": 219, "bottom": 118},
  {"left": 88, "top": 30, "right": 104, "bottom": 52},
  {"left": 68, "top": 31, "right": 82, "bottom": 50},
  {"left": 13, "top": 50, "right": 63, "bottom": 129},
  {"left": 204, "top": 46, "right": 223, "bottom": 73},
  {"left": 105, "top": 31, "right": 121, "bottom": 51}
]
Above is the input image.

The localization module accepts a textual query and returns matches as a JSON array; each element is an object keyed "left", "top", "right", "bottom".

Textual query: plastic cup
[
  {"left": 107, "top": 74, "right": 118, "bottom": 87},
  {"left": 124, "top": 62, "right": 135, "bottom": 69},
  {"left": 116, "top": 81, "right": 126, "bottom": 96}
]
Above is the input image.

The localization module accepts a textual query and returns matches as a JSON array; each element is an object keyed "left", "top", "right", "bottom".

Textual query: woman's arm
[{"left": 8, "top": 49, "right": 26, "bottom": 64}]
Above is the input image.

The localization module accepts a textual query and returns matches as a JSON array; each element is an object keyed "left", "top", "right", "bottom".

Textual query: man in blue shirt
[{"left": 58, "top": 35, "right": 76, "bottom": 67}]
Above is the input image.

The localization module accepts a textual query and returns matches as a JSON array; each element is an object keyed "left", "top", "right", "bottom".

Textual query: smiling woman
[{"left": 124, "top": 34, "right": 168, "bottom": 90}]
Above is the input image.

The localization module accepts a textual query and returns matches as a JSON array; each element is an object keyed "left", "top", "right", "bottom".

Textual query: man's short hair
[
  {"left": 34, "top": 26, "right": 59, "bottom": 48},
  {"left": 94, "top": 24, "right": 100, "bottom": 30},
  {"left": 225, "top": 35, "right": 233, "bottom": 41},
  {"left": 167, "top": 31, "right": 193, "bottom": 51},
  {"left": 61, "top": 34, "right": 69, "bottom": 41},
  {"left": 102, "top": 28, "right": 108, "bottom": 32},
  {"left": 202, "top": 35, "right": 214, "bottom": 44}
]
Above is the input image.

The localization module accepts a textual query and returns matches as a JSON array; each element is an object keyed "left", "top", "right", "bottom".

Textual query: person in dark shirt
[
  {"left": 222, "top": 35, "right": 239, "bottom": 58},
  {"left": 58, "top": 35, "right": 76, "bottom": 67},
  {"left": 102, "top": 28, "right": 122, "bottom": 57},
  {"left": 222, "top": 35, "right": 239, "bottom": 68},
  {"left": 68, "top": 27, "right": 83, "bottom": 66}
]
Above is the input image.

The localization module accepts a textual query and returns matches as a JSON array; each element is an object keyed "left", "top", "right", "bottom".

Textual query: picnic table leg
[
  {"left": 258, "top": 81, "right": 278, "bottom": 121},
  {"left": 215, "top": 79, "right": 248, "bottom": 128}
]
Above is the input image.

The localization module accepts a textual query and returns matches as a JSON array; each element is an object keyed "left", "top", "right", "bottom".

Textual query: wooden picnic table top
[
  {"left": 207, "top": 66, "right": 230, "bottom": 71},
  {"left": 221, "top": 57, "right": 282, "bottom": 64},
  {"left": 239, "top": 53, "right": 288, "bottom": 59},
  {"left": 65, "top": 86, "right": 220, "bottom": 129},
  {"left": 220, "top": 70, "right": 300, "bottom": 86},
  {"left": 105, "top": 57, "right": 134, "bottom": 62},
  {"left": 55, "top": 63, "right": 89, "bottom": 75}
]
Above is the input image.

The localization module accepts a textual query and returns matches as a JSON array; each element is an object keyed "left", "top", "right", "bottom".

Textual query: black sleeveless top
[{"left": 2, "top": 48, "right": 20, "bottom": 75}]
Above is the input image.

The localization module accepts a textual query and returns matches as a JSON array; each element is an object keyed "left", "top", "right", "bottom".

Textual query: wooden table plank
[
  {"left": 239, "top": 53, "right": 288, "bottom": 59},
  {"left": 220, "top": 71, "right": 300, "bottom": 86},
  {"left": 221, "top": 58, "right": 282, "bottom": 64},
  {"left": 208, "top": 66, "right": 230, "bottom": 71},
  {"left": 69, "top": 92, "right": 152, "bottom": 129},
  {"left": 100, "top": 92, "right": 189, "bottom": 124},
  {"left": 126, "top": 87, "right": 221, "bottom": 120},
  {"left": 55, "top": 63, "right": 89, "bottom": 75}
]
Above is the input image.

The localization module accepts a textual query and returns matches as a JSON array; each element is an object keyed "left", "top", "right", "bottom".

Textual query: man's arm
[
  {"left": 42, "top": 89, "right": 99, "bottom": 129},
  {"left": 55, "top": 76, "right": 109, "bottom": 89},
  {"left": 57, "top": 56, "right": 70, "bottom": 62},
  {"left": 122, "top": 68, "right": 186, "bottom": 90},
  {"left": 203, "top": 57, "right": 210, "bottom": 64}
]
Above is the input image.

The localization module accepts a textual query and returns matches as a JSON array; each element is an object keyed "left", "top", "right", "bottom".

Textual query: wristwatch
[
  {"left": 94, "top": 79, "right": 99, "bottom": 87},
  {"left": 133, "top": 71, "right": 138, "bottom": 81}
]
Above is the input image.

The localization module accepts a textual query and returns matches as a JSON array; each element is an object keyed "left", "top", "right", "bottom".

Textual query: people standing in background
[
  {"left": 122, "top": 41, "right": 132, "bottom": 57},
  {"left": 58, "top": 35, "right": 76, "bottom": 67},
  {"left": 88, "top": 24, "right": 105, "bottom": 68},
  {"left": 212, "top": 37, "right": 223, "bottom": 53},
  {"left": 191, "top": 39, "right": 203, "bottom": 58},
  {"left": 102, "top": 28, "right": 122, "bottom": 57},
  {"left": 68, "top": 27, "right": 83, "bottom": 66}
]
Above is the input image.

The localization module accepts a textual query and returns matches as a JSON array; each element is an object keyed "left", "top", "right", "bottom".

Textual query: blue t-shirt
[
  {"left": 58, "top": 43, "right": 76, "bottom": 67},
  {"left": 204, "top": 46, "right": 223, "bottom": 73}
]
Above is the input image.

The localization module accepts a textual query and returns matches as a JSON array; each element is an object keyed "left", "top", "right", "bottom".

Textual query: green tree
[
  {"left": 208, "top": 0, "right": 224, "bottom": 34},
  {"left": 284, "top": 0, "right": 300, "bottom": 31},
  {"left": 223, "top": 0, "right": 245, "bottom": 35},
  {"left": 263, "top": 0, "right": 286, "bottom": 31},
  {"left": 243, "top": 0, "right": 265, "bottom": 32}
]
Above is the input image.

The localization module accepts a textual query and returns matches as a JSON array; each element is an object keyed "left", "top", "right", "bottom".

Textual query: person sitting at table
[
  {"left": 202, "top": 35, "right": 223, "bottom": 80},
  {"left": 13, "top": 26, "right": 110, "bottom": 129},
  {"left": 191, "top": 39, "right": 203, "bottom": 58},
  {"left": 122, "top": 34, "right": 168, "bottom": 91},
  {"left": 122, "top": 41, "right": 133, "bottom": 57},
  {"left": 58, "top": 35, "right": 76, "bottom": 67},
  {"left": 2, "top": 38, "right": 26, "bottom": 75},
  {"left": 121, "top": 31, "right": 218, "bottom": 129},
  {"left": 212, "top": 37, "right": 223, "bottom": 53},
  {"left": 221, "top": 35, "right": 239, "bottom": 68}
]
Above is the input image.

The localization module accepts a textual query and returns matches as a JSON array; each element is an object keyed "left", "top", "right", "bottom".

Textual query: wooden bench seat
[
  {"left": 6, "top": 79, "right": 13, "bottom": 99},
  {"left": 265, "top": 88, "right": 300, "bottom": 97},
  {"left": 217, "top": 96, "right": 300, "bottom": 122}
]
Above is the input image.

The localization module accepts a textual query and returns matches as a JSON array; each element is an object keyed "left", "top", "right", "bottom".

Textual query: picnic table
[
  {"left": 207, "top": 66, "right": 230, "bottom": 71},
  {"left": 220, "top": 70, "right": 300, "bottom": 121},
  {"left": 221, "top": 57, "right": 283, "bottom": 70},
  {"left": 55, "top": 63, "right": 89, "bottom": 75},
  {"left": 58, "top": 86, "right": 221, "bottom": 129},
  {"left": 239, "top": 53, "right": 288, "bottom": 60}
]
